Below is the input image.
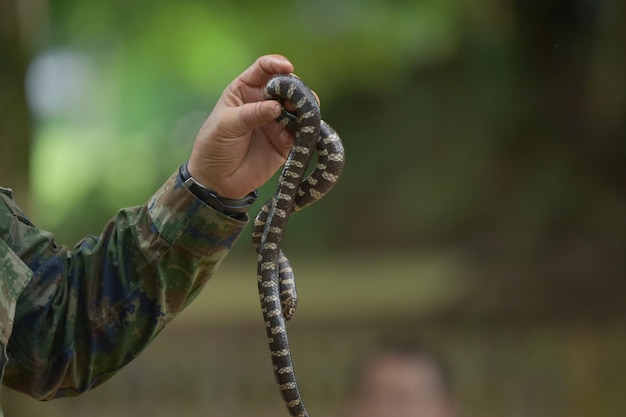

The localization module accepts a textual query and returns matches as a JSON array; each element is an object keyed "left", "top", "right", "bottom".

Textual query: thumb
[{"left": 237, "top": 100, "right": 282, "bottom": 133}]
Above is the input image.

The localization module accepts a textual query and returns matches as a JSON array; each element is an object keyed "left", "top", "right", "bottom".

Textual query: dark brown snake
[{"left": 252, "top": 75, "right": 345, "bottom": 417}]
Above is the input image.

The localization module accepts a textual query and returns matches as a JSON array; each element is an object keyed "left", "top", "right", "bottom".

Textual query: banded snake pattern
[{"left": 252, "top": 75, "right": 345, "bottom": 417}]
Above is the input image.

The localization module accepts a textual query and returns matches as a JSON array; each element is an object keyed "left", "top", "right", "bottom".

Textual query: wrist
[
  {"left": 186, "top": 160, "right": 250, "bottom": 200},
  {"left": 179, "top": 163, "right": 257, "bottom": 217}
]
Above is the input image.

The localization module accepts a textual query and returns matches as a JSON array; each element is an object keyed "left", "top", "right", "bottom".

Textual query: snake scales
[{"left": 252, "top": 75, "right": 345, "bottom": 417}]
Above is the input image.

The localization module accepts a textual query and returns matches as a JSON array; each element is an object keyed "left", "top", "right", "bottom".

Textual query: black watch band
[{"left": 179, "top": 163, "right": 257, "bottom": 216}]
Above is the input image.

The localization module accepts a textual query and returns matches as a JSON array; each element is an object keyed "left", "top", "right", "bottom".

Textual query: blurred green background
[{"left": 1, "top": 0, "right": 625, "bottom": 416}]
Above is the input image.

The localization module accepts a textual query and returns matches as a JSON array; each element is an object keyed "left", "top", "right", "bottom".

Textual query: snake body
[{"left": 252, "top": 75, "right": 345, "bottom": 417}]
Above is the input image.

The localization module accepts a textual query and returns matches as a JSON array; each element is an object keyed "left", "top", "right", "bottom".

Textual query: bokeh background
[{"left": 1, "top": 0, "right": 625, "bottom": 416}]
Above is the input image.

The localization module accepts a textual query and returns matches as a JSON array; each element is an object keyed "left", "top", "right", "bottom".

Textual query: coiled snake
[{"left": 252, "top": 75, "right": 345, "bottom": 417}]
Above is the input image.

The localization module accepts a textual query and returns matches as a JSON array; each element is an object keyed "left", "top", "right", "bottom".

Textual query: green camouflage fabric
[{"left": 0, "top": 168, "right": 246, "bottom": 404}]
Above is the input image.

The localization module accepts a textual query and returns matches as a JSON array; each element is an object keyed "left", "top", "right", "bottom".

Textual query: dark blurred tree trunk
[
  {"left": 0, "top": 0, "right": 37, "bottom": 209},
  {"left": 460, "top": 0, "right": 626, "bottom": 321}
]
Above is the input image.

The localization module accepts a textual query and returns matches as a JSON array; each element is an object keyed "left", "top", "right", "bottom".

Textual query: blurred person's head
[{"left": 346, "top": 340, "right": 456, "bottom": 417}]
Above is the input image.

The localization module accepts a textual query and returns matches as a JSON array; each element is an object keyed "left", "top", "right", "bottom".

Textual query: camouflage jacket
[{"left": 0, "top": 168, "right": 246, "bottom": 403}]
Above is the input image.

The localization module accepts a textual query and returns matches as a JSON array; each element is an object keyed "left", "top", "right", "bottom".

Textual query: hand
[{"left": 187, "top": 54, "right": 296, "bottom": 199}]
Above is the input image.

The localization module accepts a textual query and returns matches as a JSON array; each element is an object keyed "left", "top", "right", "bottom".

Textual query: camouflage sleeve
[{"left": 0, "top": 168, "right": 247, "bottom": 400}]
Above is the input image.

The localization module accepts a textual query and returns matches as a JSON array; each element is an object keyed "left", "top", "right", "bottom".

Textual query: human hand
[{"left": 187, "top": 54, "right": 297, "bottom": 199}]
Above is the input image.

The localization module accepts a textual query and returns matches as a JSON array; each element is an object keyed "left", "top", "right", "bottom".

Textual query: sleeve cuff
[{"left": 147, "top": 169, "right": 248, "bottom": 252}]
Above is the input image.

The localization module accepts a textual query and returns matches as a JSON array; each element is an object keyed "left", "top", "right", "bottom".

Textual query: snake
[{"left": 252, "top": 75, "right": 345, "bottom": 417}]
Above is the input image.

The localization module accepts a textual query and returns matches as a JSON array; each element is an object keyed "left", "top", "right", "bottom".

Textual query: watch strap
[{"left": 179, "top": 163, "right": 257, "bottom": 216}]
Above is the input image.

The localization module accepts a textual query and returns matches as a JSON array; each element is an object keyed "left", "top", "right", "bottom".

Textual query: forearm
[{"left": 2, "top": 169, "right": 246, "bottom": 399}]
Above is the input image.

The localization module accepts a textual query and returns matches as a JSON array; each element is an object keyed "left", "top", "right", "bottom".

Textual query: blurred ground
[{"left": 2, "top": 250, "right": 625, "bottom": 417}]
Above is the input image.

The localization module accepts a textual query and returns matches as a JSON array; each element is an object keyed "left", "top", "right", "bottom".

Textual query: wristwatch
[{"left": 179, "top": 163, "right": 257, "bottom": 217}]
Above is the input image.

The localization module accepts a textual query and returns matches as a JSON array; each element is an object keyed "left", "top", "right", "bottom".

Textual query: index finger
[{"left": 239, "top": 54, "right": 294, "bottom": 88}]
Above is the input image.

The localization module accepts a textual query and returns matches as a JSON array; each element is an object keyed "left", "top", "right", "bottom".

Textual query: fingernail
[{"left": 268, "top": 100, "right": 281, "bottom": 117}]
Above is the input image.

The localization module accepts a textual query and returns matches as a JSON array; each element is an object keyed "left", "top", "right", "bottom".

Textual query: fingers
[
  {"left": 262, "top": 119, "right": 295, "bottom": 151},
  {"left": 233, "top": 55, "right": 322, "bottom": 112},
  {"left": 312, "top": 90, "right": 321, "bottom": 107},
  {"left": 239, "top": 100, "right": 294, "bottom": 153},
  {"left": 237, "top": 100, "right": 283, "bottom": 133},
  {"left": 239, "top": 54, "right": 294, "bottom": 88},
  {"left": 229, "top": 55, "right": 295, "bottom": 105}
]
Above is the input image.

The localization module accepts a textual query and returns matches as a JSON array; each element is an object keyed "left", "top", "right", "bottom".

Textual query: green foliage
[
  {"left": 30, "top": 0, "right": 461, "bottom": 244},
  {"left": 27, "top": 0, "right": 626, "bottom": 273}
]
